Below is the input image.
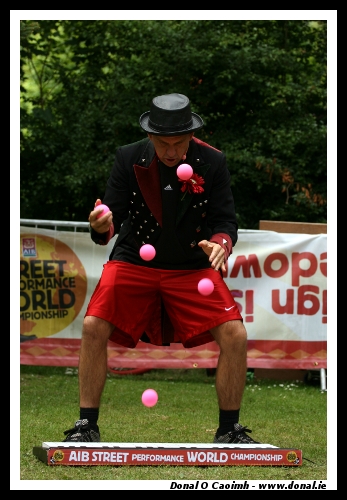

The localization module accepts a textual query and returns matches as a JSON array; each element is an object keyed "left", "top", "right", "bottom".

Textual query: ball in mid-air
[
  {"left": 198, "top": 278, "right": 214, "bottom": 296},
  {"left": 142, "top": 389, "right": 158, "bottom": 407},
  {"left": 139, "top": 244, "right": 156, "bottom": 261},
  {"left": 177, "top": 163, "right": 193, "bottom": 180}
]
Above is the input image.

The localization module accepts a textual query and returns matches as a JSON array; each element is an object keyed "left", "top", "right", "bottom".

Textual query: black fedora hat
[{"left": 139, "top": 93, "right": 204, "bottom": 136}]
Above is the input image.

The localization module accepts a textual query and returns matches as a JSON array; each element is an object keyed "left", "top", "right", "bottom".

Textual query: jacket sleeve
[
  {"left": 210, "top": 232, "right": 232, "bottom": 262},
  {"left": 90, "top": 223, "right": 115, "bottom": 246},
  {"left": 204, "top": 150, "right": 238, "bottom": 249},
  {"left": 89, "top": 144, "right": 134, "bottom": 245}
]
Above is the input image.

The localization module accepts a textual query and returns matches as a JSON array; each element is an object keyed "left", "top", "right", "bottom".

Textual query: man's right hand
[{"left": 88, "top": 199, "right": 113, "bottom": 234}]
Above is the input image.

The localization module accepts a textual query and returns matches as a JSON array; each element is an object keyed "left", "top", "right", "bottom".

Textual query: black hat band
[{"left": 147, "top": 118, "right": 193, "bottom": 133}]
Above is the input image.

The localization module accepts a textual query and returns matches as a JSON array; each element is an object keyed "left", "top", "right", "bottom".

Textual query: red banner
[{"left": 33, "top": 442, "right": 302, "bottom": 467}]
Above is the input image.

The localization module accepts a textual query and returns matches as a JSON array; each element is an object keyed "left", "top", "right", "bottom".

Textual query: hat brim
[{"left": 139, "top": 111, "right": 204, "bottom": 136}]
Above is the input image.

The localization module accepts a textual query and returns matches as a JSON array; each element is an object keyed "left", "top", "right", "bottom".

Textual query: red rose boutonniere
[{"left": 179, "top": 173, "right": 205, "bottom": 201}]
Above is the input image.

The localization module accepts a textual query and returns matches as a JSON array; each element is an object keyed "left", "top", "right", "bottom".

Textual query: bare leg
[
  {"left": 210, "top": 320, "right": 248, "bottom": 410},
  {"left": 78, "top": 316, "right": 114, "bottom": 408}
]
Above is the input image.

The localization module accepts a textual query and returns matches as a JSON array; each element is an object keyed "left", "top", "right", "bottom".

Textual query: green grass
[{"left": 19, "top": 366, "right": 328, "bottom": 483}]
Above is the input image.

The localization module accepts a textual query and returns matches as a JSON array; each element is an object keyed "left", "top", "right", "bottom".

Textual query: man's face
[{"left": 148, "top": 133, "right": 193, "bottom": 167}]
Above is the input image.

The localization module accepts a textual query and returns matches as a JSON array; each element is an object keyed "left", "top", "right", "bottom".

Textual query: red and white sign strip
[
  {"left": 20, "top": 227, "right": 327, "bottom": 371},
  {"left": 33, "top": 442, "right": 302, "bottom": 467}
]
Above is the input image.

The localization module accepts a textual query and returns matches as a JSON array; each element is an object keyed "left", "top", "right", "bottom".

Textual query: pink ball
[
  {"left": 142, "top": 388, "right": 158, "bottom": 407},
  {"left": 198, "top": 278, "right": 214, "bottom": 296},
  {"left": 139, "top": 244, "right": 156, "bottom": 261},
  {"left": 177, "top": 163, "right": 193, "bottom": 180},
  {"left": 95, "top": 204, "right": 110, "bottom": 219}
]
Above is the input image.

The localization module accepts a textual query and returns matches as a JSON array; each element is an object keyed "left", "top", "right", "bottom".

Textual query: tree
[{"left": 20, "top": 20, "right": 327, "bottom": 228}]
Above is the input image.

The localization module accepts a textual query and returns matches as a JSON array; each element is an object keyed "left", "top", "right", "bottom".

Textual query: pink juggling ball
[
  {"left": 177, "top": 163, "right": 193, "bottom": 180},
  {"left": 139, "top": 244, "right": 156, "bottom": 261},
  {"left": 95, "top": 204, "right": 110, "bottom": 219},
  {"left": 198, "top": 278, "right": 214, "bottom": 296},
  {"left": 142, "top": 389, "right": 158, "bottom": 407}
]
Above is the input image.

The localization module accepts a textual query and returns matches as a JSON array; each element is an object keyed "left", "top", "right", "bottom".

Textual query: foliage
[{"left": 20, "top": 20, "right": 327, "bottom": 228}]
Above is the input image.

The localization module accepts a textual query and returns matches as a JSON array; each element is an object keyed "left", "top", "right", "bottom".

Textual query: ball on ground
[
  {"left": 198, "top": 278, "right": 214, "bottom": 296},
  {"left": 142, "top": 388, "right": 158, "bottom": 407},
  {"left": 139, "top": 244, "right": 156, "bottom": 261},
  {"left": 95, "top": 204, "right": 110, "bottom": 219},
  {"left": 177, "top": 163, "right": 193, "bottom": 180}
]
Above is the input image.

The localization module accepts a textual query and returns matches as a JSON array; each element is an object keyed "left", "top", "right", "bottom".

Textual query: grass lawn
[{"left": 17, "top": 366, "right": 331, "bottom": 487}]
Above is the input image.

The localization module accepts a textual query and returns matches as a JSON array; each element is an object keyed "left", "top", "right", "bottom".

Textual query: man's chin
[{"left": 162, "top": 159, "right": 179, "bottom": 167}]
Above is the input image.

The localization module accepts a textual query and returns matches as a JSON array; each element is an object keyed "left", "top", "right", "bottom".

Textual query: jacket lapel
[
  {"left": 134, "top": 155, "right": 163, "bottom": 227},
  {"left": 133, "top": 139, "right": 211, "bottom": 228},
  {"left": 176, "top": 163, "right": 210, "bottom": 225}
]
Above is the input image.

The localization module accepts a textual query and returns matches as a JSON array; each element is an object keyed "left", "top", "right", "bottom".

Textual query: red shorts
[{"left": 85, "top": 261, "right": 243, "bottom": 348}]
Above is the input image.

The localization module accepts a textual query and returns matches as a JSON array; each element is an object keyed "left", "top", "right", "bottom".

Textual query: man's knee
[
  {"left": 211, "top": 320, "right": 247, "bottom": 347},
  {"left": 82, "top": 316, "right": 114, "bottom": 342}
]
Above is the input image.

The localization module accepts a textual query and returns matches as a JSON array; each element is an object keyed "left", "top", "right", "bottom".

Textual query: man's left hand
[{"left": 198, "top": 240, "right": 226, "bottom": 273}]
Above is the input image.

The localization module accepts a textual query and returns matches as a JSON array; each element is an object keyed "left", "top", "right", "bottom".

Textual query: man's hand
[
  {"left": 88, "top": 199, "right": 113, "bottom": 234},
  {"left": 198, "top": 240, "right": 226, "bottom": 272}
]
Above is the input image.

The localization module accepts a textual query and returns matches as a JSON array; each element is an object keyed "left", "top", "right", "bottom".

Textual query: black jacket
[{"left": 91, "top": 136, "right": 238, "bottom": 270}]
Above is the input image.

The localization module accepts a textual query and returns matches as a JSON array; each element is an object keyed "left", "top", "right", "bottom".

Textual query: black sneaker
[
  {"left": 63, "top": 419, "right": 100, "bottom": 442},
  {"left": 213, "top": 423, "right": 259, "bottom": 444}
]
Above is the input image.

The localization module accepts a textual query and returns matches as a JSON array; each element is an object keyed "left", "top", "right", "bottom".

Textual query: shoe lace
[
  {"left": 230, "top": 425, "right": 254, "bottom": 442},
  {"left": 64, "top": 420, "right": 89, "bottom": 436}
]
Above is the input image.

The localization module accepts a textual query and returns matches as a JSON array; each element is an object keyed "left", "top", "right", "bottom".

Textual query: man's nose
[{"left": 166, "top": 146, "right": 176, "bottom": 157}]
